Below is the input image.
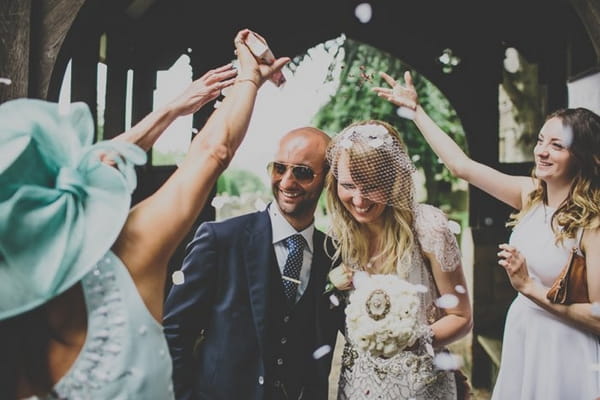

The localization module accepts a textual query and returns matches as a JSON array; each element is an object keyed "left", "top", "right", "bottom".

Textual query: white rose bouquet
[{"left": 345, "top": 273, "right": 426, "bottom": 358}]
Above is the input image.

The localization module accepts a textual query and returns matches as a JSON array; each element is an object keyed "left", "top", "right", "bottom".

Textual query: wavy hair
[
  {"left": 325, "top": 120, "right": 416, "bottom": 275},
  {"left": 507, "top": 108, "right": 600, "bottom": 243}
]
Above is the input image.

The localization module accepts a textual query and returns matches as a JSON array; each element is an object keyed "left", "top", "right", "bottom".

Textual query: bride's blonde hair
[{"left": 325, "top": 120, "right": 416, "bottom": 275}]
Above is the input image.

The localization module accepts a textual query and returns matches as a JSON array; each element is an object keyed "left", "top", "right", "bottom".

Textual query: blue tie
[{"left": 282, "top": 234, "right": 305, "bottom": 301}]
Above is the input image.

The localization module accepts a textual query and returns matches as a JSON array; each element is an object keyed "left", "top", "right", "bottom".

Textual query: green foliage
[
  {"left": 217, "top": 168, "right": 268, "bottom": 196},
  {"left": 151, "top": 150, "right": 184, "bottom": 166},
  {"left": 312, "top": 38, "right": 468, "bottom": 207}
]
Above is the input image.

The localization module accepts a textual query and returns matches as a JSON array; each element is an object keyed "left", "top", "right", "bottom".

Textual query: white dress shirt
[{"left": 268, "top": 202, "right": 314, "bottom": 302}]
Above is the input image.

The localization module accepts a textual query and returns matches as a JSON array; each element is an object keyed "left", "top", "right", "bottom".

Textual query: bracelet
[{"left": 236, "top": 78, "right": 259, "bottom": 88}]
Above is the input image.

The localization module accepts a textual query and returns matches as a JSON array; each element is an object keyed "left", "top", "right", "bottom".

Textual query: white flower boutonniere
[{"left": 345, "top": 273, "right": 425, "bottom": 358}]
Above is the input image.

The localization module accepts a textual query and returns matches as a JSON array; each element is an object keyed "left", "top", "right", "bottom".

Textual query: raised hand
[
  {"left": 372, "top": 71, "right": 419, "bottom": 111},
  {"left": 169, "top": 63, "right": 238, "bottom": 116},
  {"left": 233, "top": 29, "right": 290, "bottom": 87}
]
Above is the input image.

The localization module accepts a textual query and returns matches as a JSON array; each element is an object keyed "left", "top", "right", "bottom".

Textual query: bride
[{"left": 325, "top": 119, "right": 472, "bottom": 399}]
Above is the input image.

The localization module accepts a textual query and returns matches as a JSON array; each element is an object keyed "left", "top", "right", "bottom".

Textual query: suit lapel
[{"left": 244, "top": 210, "right": 274, "bottom": 357}]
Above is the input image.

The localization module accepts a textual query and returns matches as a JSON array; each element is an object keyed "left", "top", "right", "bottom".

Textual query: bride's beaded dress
[{"left": 338, "top": 204, "right": 461, "bottom": 400}]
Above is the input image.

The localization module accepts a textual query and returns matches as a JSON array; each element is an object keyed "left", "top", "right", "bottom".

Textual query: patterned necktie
[{"left": 282, "top": 234, "right": 305, "bottom": 301}]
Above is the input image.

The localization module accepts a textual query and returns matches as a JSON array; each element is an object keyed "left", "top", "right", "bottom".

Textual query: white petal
[
  {"left": 172, "top": 270, "right": 185, "bottom": 285},
  {"left": 435, "top": 294, "right": 459, "bottom": 309},
  {"left": 312, "top": 344, "right": 332, "bottom": 359}
]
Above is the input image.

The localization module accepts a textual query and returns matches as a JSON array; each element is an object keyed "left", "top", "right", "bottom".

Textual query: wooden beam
[
  {"left": 570, "top": 0, "right": 600, "bottom": 62},
  {"left": 29, "top": 0, "right": 86, "bottom": 100},
  {"left": 0, "top": 0, "right": 31, "bottom": 103}
]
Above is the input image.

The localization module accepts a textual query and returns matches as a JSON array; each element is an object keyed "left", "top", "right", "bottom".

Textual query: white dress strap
[{"left": 575, "top": 228, "right": 585, "bottom": 254}]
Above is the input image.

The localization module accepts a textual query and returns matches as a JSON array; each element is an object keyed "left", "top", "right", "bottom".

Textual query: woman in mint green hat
[{"left": 0, "top": 28, "right": 290, "bottom": 400}]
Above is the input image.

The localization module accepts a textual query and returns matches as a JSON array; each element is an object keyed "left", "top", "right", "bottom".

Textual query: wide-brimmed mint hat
[{"left": 0, "top": 99, "right": 146, "bottom": 320}]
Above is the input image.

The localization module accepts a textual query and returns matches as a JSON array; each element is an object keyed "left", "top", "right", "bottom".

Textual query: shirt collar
[{"left": 268, "top": 202, "right": 314, "bottom": 253}]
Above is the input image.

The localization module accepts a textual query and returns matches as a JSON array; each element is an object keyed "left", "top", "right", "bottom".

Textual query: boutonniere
[{"left": 324, "top": 264, "right": 355, "bottom": 308}]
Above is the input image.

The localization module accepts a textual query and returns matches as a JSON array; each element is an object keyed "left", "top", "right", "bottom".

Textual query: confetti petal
[
  {"left": 354, "top": 3, "right": 372, "bottom": 23},
  {"left": 447, "top": 220, "right": 461, "bottom": 234},
  {"left": 172, "top": 270, "right": 185, "bottom": 285},
  {"left": 454, "top": 285, "right": 466, "bottom": 294},
  {"left": 433, "top": 352, "right": 463, "bottom": 370},
  {"left": 435, "top": 294, "right": 459, "bottom": 309},
  {"left": 329, "top": 293, "right": 340, "bottom": 307},
  {"left": 312, "top": 344, "right": 332, "bottom": 360}
]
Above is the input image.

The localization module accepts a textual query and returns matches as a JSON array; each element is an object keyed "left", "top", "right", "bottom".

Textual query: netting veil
[{"left": 327, "top": 121, "right": 417, "bottom": 211}]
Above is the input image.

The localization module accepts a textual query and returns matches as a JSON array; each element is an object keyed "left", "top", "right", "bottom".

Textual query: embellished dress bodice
[
  {"left": 30, "top": 251, "right": 174, "bottom": 400},
  {"left": 338, "top": 204, "right": 461, "bottom": 400}
]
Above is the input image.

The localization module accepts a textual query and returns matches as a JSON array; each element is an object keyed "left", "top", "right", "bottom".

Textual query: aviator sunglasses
[{"left": 267, "top": 161, "right": 319, "bottom": 183}]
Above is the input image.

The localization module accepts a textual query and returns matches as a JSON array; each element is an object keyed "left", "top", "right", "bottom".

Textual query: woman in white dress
[
  {"left": 373, "top": 71, "right": 600, "bottom": 399},
  {"left": 325, "top": 120, "right": 473, "bottom": 399}
]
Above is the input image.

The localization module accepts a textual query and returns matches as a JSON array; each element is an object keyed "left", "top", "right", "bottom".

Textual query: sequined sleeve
[{"left": 414, "top": 203, "right": 461, "bottom": 272}]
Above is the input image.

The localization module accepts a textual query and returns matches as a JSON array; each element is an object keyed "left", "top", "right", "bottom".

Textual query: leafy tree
[
  {"left": 217, "top": 168, "right": 267, "bottom": 196},
  {"left": 312, "top": 38, "right": 467, "bottom": 207}
]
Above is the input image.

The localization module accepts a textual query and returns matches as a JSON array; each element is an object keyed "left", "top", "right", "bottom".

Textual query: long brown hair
[{"left": 508, "top": 108, "right": 600, "bottom": 242}]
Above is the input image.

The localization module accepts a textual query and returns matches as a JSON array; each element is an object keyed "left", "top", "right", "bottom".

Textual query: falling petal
[
  {"left": 187, "top": 48, "right": 192, "bottom": 54},
  {"left": 414, "top": 284, "right": 429, "bottom": 293},
  {"left": 447, "top": 220, "right": 461, "bottom": 234},
  {"left": 172, "top": 270, "right": 185, "bottom": 285},
  {"left": 433, "top": 352, "right": 463, "bottom": 370},
  {"left": 435, "top": 294, "right": 459, "bottom": 309},
  {"left": 254, "top": 198, "right": 267, "bottom": 211},
  {"left": 211, "top": 196, "right": 226, "bottom": 209},
  {"left": 455, "top": 285, "right": 466, "bottom": 294},
  {"left": 0, "top": 77, "right": 12, "bottom": 85},
  {"left": 396, "top": 107, "right": 416, "bottom": 120},
  {"left": 329, "top": 293, "right": 340, "bottom": 307},
  {"left": 354, "top": 3, "right": 372, "bottom": 23},
  {"left": 312, "top": 344, "right": 332, "bottom": 360}
]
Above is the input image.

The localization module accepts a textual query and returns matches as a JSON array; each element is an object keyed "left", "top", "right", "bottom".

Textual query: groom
[{"left": 163, "top": 126, "right": 343, "bottom": 400}]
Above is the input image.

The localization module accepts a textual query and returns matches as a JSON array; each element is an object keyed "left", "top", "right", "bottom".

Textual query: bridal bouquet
[{"left": 345, "top": 273, "right": 424, "bottom": 358}]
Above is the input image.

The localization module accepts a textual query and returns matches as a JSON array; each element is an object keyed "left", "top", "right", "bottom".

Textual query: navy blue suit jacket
[{"left": 163, "top": 208, "right": 343, "bottom": 400}]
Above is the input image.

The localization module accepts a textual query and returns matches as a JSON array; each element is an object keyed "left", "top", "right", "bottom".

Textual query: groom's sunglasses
[{"left": 267, "top": 161, "right": 319, "bottom": 184}]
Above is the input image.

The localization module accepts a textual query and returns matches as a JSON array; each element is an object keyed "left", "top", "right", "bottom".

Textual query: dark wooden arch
[{"left": 2, "top": 0, "right": 599, "bottom": 390}]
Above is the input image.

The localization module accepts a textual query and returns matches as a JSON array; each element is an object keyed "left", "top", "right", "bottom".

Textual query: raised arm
[
  {"left": 113, "top": 29, "right": 290, "bottom": 321},
  {"left": 373, "top": 71, "right": 534, "bottom": 210},
  {"left": 112, "top": 63, "right": 237, "bottom": 151}
]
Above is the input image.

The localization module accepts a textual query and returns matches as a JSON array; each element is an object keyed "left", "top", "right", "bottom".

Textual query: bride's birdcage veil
[{"left": 326, "top": 120, "right": 417, "bottom": 211}]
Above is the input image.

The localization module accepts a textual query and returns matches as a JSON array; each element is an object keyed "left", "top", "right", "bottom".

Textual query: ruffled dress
[{"left": 337, "top": 204, "right": 461, "bottom": 400}]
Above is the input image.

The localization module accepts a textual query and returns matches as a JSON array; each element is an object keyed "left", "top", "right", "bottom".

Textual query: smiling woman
[
  {"left": 374, "top": 68, "right": 600, "bottom": 399},
  {"left": 324, "top": 119, "right": 472, "bottom": 399}
]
